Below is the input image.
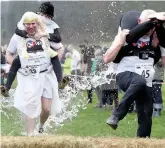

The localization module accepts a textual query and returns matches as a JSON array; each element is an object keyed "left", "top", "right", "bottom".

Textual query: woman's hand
[
  {"left": 113, "top": 29, "right": 130, "bottom": 46},
  {"left": 29, "top": 32, "right": 49, "bottom": 40},
  {"left": 104, "top": 29, "right": 129, "bottom": 64}
]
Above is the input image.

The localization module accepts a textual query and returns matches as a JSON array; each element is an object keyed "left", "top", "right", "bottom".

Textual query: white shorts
[{"left": 42, "top": 79, "right": 53, "bottom": 99}]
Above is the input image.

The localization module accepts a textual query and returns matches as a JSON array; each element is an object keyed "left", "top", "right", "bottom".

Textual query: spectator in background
[
  {"left": 66, "top": 46, "right": 81, "bottom": 91},
  {"left": 61, "top": 44, "right": 72, "bottom": 65},
  {"left": 1, "top": 45, "right": 10, "bottom": 87},
  {"left": 62, "top": 52, "right": 72, "bottom": 76},
  {"left": 79, "top": 44, "right": 86, "bottom": 76},
  {"left": 80, "top": 41, "right": 95, "bottom": 76},
  {"left": 97, "top": 46, "right": 119, "bottom": 109},
  {"left": 1, "top": 45, "right": 7, "bottom": 64},
  {"left": 1, "top": 51, "right": 6, "bottom": 86},
  {"left": 87, "top": 45, "right": 98, "bottom": 103},
  {"left": 58, "top": 52, "right": 72, "bottom": 90},
  {"left": 1, "top": 51, "right": 6, "bottom": 65},
  {"left": 86, "top": 45, "right": 95, "bottom": 75},
  {"left": 67, "top": 46, "right": 81, "bottom": 75},
  {"left": 1, "top": 68, "right": 7, "bottom": 86},
  {"left": 79, "top": 42, "right": 95, "bottom": 103},
  {"left": 91, "top": 49, "right": 103, "bottom": 107},
  {"left": 152, "top": 60, "right": 164, "bottom": 116}
]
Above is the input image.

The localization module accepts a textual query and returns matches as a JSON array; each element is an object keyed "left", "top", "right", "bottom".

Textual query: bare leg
[
  {"left": 39, "top": 96, "right": 52, "bottom": 132},
  {"left": 24, "top": 115, "right": 36, "bottom": 136}
]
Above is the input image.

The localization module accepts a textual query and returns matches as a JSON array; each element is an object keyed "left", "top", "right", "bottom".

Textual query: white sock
[{"left": 39, "top": 123, "right": 44, "bottom": 129}]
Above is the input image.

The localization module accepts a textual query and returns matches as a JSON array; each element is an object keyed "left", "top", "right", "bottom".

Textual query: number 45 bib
[{"left": 135, "top": 63, "right": 155, "bottom": 87}]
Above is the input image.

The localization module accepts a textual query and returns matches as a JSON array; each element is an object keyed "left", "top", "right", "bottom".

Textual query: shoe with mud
[
  {"left": 106, "top": 115, "right": 119, "bottom": 130},
  {"left": 0, "top": 85, "right": 9, "bottom": 97},
  {"left": 59, "top": 76, "right": 70, "bottom": 89},
  {"left": 38, "top": 127, "right": 44, "bottom": 133}
]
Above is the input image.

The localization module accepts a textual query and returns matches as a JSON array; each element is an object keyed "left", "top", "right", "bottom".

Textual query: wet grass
[
  {"left": 55, "top": 86, "right": 165, "bottom": 138},
  {"left": 1, "top": 81, "right": 165, "bottom": 138}
]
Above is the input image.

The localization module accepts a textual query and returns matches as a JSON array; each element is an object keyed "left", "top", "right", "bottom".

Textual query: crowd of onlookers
[
  {"left": 61, "top": 42, "right": 120, "bottom": 110},
  {"left": 1, "top": 45, "right": 10, "bottom": 86}
]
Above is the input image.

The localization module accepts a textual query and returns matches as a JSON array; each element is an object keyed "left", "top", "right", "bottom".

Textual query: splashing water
[
  {"left": 1, "top": 89, "right": 24, "bottom": 136},
  {"left": 0, "top": 72, "right": 116, "bottom": 136}
]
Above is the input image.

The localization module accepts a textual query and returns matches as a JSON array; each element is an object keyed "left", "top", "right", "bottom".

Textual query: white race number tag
[
  {"left": 135, "top": 63, "right": 155, "bottom": 87},
  {"left": 28, "top": 65, "right": 40, "bottom": 79}
]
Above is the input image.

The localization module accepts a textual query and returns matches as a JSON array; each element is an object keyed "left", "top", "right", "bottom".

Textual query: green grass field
[
  {"left": 55, "top": 86, "right": 165, "bottom": 138},
  {"left": 1, "top": 83, "right": 165, "bottom": 138}
]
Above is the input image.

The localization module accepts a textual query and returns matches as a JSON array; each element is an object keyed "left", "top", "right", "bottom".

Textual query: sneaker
[
  {"left": 88, "top": 99, "right": 92, "bottom": 104},
  {"left": 59, "top": 76, "right": 70, "bottom": 89},
  {"left": 0, "top": 85, "right": 9, "bottom": 97},
  {"left": 38, "top": 127, "right": 44, "bottom": 133},
  {"left": 103, "top": 105, "right": 107, "bottom": 110},
  {"left": 94, "top": 103, "right": 102, "bottom": 108},
  {"left": 106, "top": 115, "right": 119, "bottom": 130}
]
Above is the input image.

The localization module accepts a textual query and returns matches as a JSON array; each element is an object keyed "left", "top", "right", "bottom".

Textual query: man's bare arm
[{"left": 104, "top": 29, "right": 129, "bottom": 64}]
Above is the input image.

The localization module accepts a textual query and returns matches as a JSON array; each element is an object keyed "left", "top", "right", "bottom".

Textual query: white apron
[{"left": 14, "top": 38, "right": 62, "bottom": 118}]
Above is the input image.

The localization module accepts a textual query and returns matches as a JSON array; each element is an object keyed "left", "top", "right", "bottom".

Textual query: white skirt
[{"left": 14, "top": 68, "right": 62, "bottom": 118}]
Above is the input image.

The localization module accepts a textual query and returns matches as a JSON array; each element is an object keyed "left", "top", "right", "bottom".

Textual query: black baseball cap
[{"left": 39, "top": 2, "right": 54, "bottom": 17}]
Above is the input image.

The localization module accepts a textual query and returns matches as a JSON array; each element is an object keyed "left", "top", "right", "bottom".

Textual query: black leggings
[
  {"left": 5, "top": 55, "right": 62, "bottom": 90},
  {"left": 114, "top": 71, "right": 153, "bottom": 137},
  {"left": 5, "top": 56, "right": 20, "bottom": 90}
]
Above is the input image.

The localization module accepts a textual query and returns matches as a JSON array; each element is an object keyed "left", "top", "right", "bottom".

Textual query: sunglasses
[{"left": 24, "top": 22, "right": 37, "bottom": 27}]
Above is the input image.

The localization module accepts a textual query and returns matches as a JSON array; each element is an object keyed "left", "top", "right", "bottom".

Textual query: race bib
[
  {"left": 20, "top": 49, "right": 50, "bottom": 79},
  {"left": 135, "top": 63, "right": 155, "bottom": 87},
  {"left": 28, "top": 65, "right": 40, "bottom": 79}
]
